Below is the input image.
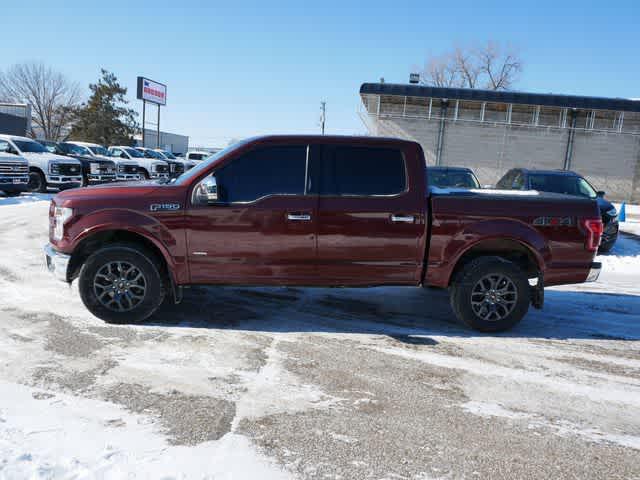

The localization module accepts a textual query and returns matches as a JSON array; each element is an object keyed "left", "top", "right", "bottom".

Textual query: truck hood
[
  {"left": 21, "top": 151, "right": 79, "bottom": 164},
  {"left": 0, "top": 153, "right": 27, "bottom": 164},
  {"left": 54, "top": 181, "right": 162, "bottom": 205}
]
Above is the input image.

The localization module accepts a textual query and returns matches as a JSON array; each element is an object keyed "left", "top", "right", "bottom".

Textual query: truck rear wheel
[
  {"left": 78, "top": 244, "right": 164, "bottom": 324},
  {"left": 450, "top": 256, "right": 530, "bottom": 332}
]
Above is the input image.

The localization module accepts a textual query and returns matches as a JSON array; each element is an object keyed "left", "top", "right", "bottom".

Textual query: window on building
[
  {"left": 484, "top": 102, "right": 508, "bottom": 123},
  {"left": 622, "top": 112, "right": 640, "bottom": 134},
  {"left": 214, "top": 145, "right": 307, "bottom": 203},
  {"left": 457, "top": 101, "right": 483, "bottom": 121},
  {"left": 379, "top": 95, "right": 405, "bottom": 116},
  {"left": 404, "top": 96, "right": 430, "bottom": 117},
  {"left": 591, "top": 110, "right": 617, "bottom": 131},
  {"left": 510, "top": 104, "right": 536, "bottom": 125},
  {"left": 318, "top": 146, "right": 406, "bottom": 196},
  {"left": 537, "top": 106, "right": 562, "bottom": 127}
]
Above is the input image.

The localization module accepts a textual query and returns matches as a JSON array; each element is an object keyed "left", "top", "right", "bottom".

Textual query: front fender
[{"left": 59, "top": 208, "right": 181, "bottom": 277}]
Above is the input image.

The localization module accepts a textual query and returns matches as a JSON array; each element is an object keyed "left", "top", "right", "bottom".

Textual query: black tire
[
  {"left": 28, "top": 170, "right": 47, "bottom": 193},
  {"left": 598, "top": 238, "right": 616, "bottom": 253},
  {"left": 78, "top": 243, "right": 165, "bottom": 324},
  {"left": 450, "top": 256, "right": 530, "bottom": 332},
  {"left": 140, "top": 169, "right": 150, "bottom": 180}
]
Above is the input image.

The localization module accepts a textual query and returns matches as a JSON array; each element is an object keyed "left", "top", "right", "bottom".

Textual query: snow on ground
[{"left": 0, "top": 194, "right": 639, "bottom": 479}]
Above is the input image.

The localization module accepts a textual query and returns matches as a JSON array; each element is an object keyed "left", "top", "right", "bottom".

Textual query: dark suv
[
  {"left": 496, "top": 169, "right": 618, "bottom": 252},
  {"left": 427, "top": 166, "right": 480, "bottom": 189},
  {"left": 40, "top": 141, "right": 117, "bottom": 186}
]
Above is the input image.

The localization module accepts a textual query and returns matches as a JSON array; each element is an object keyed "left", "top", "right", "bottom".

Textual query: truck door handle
[
  {"left": 287, "top": 213, "right": 312, "bottom": 221},
  {"left": 391, "top": 214, "right": 415, "bottom": 223}
]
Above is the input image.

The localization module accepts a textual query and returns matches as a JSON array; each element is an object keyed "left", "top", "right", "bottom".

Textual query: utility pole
[{"left": 320, "top": 101, "right": 326, "bottom": 135}]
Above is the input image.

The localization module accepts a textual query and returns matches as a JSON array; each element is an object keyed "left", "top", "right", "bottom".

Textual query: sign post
[{"left": 137, "top": 77, "right": 167, "bottom": 149}]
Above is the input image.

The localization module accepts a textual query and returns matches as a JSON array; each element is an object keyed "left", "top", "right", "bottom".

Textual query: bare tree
[
  {"left": 420, "top": 42, "right": 522, "bottom": 91},
  {"left": 0, "top": 62, "right": 81, "bottom": 140}
]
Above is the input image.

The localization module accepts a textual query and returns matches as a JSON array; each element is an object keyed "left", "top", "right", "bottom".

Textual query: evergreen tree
[{"left": 70, "top": 70, "right": 138, "bottom": 145}]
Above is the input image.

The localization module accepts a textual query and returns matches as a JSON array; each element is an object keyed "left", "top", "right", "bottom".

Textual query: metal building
[
  {"left": 359, "top": 83, "right": 640, "bottom": 202},
  {"left": 0, "top": 103, "right": 31, "bottom": 136},
  {"left": 133, "top": 128, "right": 189, "bottom": 155}
]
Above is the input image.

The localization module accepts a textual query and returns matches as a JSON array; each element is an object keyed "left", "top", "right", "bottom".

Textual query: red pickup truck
[{"left": 45, "top": 135, "right": 603, "bottom": 332}]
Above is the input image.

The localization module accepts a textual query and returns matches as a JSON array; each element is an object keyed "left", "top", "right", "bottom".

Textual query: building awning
[{"left": 360, "top": 83, "right": 640, "bottom": 113}]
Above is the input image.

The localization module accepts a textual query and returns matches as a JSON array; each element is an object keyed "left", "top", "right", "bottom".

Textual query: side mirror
[
  {"left": 194, "top": 175, "right": 218, "bottom": 204},
  {"left": 596, "top": 190, "right": 605, "bottom": 198}
]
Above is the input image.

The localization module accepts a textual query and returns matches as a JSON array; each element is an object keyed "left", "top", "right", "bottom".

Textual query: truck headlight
[
  {"left": 50, "top": 163, "right": 60, "bottom": 174},
  {"left": 53, "top": 207, "right": 73, "bottom": 241},
  {"left": 90, "top": 163, "right": 99, "bottom": 174}
]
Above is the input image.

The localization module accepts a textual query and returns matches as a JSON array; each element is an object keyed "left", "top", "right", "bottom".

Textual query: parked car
[
  {"left": 185, "top": 151, "right": 211, "bottom": 163},
  {"left": 135, "top": 147, "right": 184, "bottom": 178},
  {"left": 0, "top": 134, "right": 82, "bottom": 192},
  {"left": 0, "top": 149, "right": 29, "bottom": 197},
  {"left": 427, "top": 166, "right": 480, "bottom": 189},
  {"left": 154, "top": 149, "right": 196, "bottom": 171},
  {"left": 44, "top": 135, "right": 603, "bottom": 332},
  {"left": 495, "top": 168, "right": 618, "bottom": 252},
  {"left": 63, "top": 141, "right": 141, "bottom": 182},
  {"left": 39, "top": 141, "right": 117, "bottom": 186},
  {"left": 108, "top": 146, "right": 169, "bottom": 180}
]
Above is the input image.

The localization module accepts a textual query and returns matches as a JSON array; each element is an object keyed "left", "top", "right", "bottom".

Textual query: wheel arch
[
  {"left": 68, "top": 229, "right": 173, "bottom": 286},
  {"left": 448, "top": 237, "right": 543, "bottom": 287}
]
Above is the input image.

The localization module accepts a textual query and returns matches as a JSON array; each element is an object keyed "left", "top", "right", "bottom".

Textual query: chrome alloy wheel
[
  {"left": 470, "top": 273, "right": 518, "bottom": 322},
  {"left": 93, "top": 261, "right": 147, "bottom": 312}
]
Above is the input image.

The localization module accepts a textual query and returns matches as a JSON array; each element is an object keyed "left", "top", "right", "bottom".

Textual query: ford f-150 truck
[{"left": 44, "top": 136, "right": 603, "bottom": 331}]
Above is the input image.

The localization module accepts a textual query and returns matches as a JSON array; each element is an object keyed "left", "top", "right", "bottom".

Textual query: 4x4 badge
[{"left": 150, "top": 203, "right": 181, "bottom": 212}]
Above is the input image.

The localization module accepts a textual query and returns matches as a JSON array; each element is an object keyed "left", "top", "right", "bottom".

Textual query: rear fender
[{"left": 429, "top": 219, "right": 549, "bottom": 288}]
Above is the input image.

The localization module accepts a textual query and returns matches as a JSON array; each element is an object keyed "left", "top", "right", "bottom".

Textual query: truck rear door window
[
  {"left": 216, "top": 145, "right": 307, "bottom": 203},
  {"left": 320, "top": 146, "right": 406, "bottom": 196}
]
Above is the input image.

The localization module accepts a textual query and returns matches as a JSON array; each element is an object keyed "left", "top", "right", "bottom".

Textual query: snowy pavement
[{"left": 0, "top": 195, "right": 639, "bottom": 479}]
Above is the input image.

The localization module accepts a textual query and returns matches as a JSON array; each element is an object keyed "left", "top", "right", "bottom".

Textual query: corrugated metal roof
[{"left": 360, "top": 83, "right": 640, "bottom": 112}]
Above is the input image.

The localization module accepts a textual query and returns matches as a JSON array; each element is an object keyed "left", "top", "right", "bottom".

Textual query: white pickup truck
[
  {"left": 0, "top": 150, "right": 29, "bottom": 196},
  {"left": 108, "top": 146, "right": 169, "bottom": 180},
  {"left": 65, "top": 141, "right": 141, "bottom": 182},
  {"left": 0, "top": 134, "right": 82, "bottom": 192}
]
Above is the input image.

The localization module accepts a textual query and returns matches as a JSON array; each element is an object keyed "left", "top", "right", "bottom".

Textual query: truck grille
[
  {"left": 99, "top": 163, "right": 117, "bottom": 174},
  {"left": 155, "top": 164, "right": 169, "bottom": 173},
  {"left": 172, "top": 163, "right": 184, "bottom": 175},
  {"left": 118, "top": 164, "right": 139, "bottom": 174},
  {"left": 0, "top": 162, "right": 28, "bottom": 176},
  {"left": 55, "top": 164, "right": 81, "bottom": 176}
]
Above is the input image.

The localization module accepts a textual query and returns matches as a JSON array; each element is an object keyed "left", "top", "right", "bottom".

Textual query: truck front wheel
[
  {"left": 78, "top": 244, "right": 164, "bottom": 324},
  {"left": 450, "top": 256, "right": 530, "bottom": 332}
]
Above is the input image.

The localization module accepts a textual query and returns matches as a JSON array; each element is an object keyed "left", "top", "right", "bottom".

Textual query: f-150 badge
[{"left": 150, "top": 203, "right": 181, "bottom": 212}]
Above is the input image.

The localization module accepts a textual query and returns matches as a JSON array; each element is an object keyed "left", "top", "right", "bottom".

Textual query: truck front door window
[{"left": 215, "top": 145, "right": 307, "bottom": 203}]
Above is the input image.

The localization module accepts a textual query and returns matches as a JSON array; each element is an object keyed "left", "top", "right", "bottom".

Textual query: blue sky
[{"left": 3, "top": 1, "right": 639, "bottom": 147}]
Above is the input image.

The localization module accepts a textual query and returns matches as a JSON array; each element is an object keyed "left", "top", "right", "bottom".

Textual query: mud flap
[{"left": 531, "top": 274, "right": 544, "bottom": 310}]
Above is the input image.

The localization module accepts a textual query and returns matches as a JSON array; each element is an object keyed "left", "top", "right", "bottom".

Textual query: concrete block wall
[{"left": 368, "top": 114, "right": 640, "bottom": 202}]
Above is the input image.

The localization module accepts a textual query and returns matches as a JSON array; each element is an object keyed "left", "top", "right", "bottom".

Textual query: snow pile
[{"left": 0, "top": 381, "right": 289, "bottom": 480}]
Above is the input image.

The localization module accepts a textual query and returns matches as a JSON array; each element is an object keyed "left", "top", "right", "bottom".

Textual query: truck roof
[
  {"left": 242, "top": 134, "right": 419, "bottom": 147},
  {"left": 512, "top": 168, "right": 581, "bottom": 177},
  {"left": 0, "top": 134, "right": 34, "bottom": 142},
  {"left": 68, "top": 141, "right": 103, "bottom": 147}
]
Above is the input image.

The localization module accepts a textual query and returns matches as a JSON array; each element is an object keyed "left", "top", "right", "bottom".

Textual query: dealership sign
[{"left": 137, "top": 77, "right": 167, "bottom": 105}]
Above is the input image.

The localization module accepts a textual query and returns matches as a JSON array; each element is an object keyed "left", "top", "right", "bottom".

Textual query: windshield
[
  {"left": 160, "top": 150, "right": 176, "bottom": 159},
  {"left": 13, "top": 139, "right": 48, "bottom": 153},
  {"left": 427, "top": 169, "right": 480, "bottom": 189},
  {"left": 141, "top": 149, "right": 164, "bottom": 159},
  {"left": 529, "top": 174, "right": 597, "bottom": 199},
  {"left": 174, "top": 140, "right": 250, "bottom": 185},
  {"left": 124, "top": 147, "right": 144, "bottom": 158},
  {"left": 89, "top": 145, "right": 109, "bottom": 156}
]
